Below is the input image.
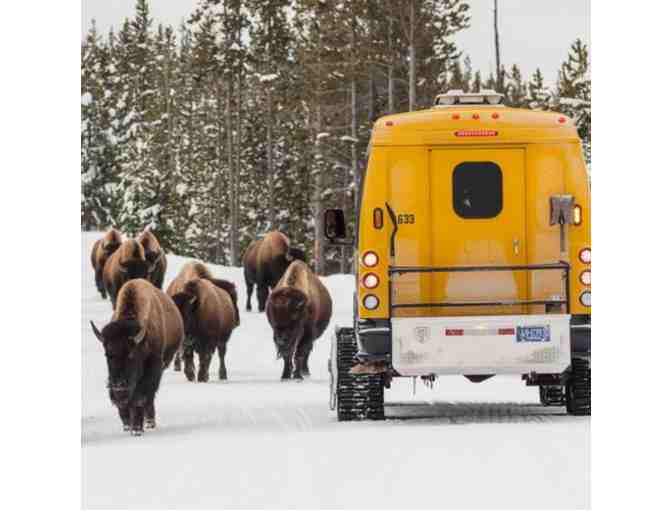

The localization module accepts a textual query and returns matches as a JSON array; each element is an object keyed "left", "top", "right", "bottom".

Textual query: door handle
[{"left": 513, "top": 238, "right": 520, "bottom": 255}]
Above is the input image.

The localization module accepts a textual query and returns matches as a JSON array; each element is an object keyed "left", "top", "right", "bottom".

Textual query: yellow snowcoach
[{"left": 325, "top": 90, "right": 591, "bottom": 421}]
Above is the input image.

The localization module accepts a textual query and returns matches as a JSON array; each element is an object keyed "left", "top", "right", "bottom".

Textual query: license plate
[{"left": 516, "top": 325, "right": 550, "bottom": 343}]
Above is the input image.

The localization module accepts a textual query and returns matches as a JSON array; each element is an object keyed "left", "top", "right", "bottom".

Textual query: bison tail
[{"left": 208, "top": 278, "right": 240, "bottom": 326}]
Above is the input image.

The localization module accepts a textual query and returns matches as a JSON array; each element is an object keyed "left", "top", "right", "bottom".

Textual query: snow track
[{"left": 82, "top": 233, "right": 589, "bottom": 509}]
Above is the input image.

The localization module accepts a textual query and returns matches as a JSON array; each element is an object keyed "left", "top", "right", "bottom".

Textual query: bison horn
[
  {"left": 90, "top": 321, "right": 104, "bottom": 342},
  {"left": 132, "top": 326, "right": 147, "bottom": 345}
]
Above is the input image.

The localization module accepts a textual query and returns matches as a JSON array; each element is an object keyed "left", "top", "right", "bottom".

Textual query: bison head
[
  {"left": 119, "top": 260, "right": 149, "bottom": 280},
  {"left": 145, "top": 249, "right": 163, "bottom": 273},
  {"left": 172, "top": 292, "right": 198, "bottom": 335},
  {"left": 91, "top": 320, "right": 147, "bottom": 407},
  {"left": 266, "top": 287, "right": 309, "bottom": 359}
]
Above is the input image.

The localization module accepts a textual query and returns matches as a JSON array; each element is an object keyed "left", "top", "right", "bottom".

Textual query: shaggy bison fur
[
  {"left": 103, "top": 239, "right": 149, "bottom": 309},
  {"left": 90, "top": 229, "right": 123, "bottom": 299},
  {"left": 242, "top": 231, "right": 306, "bottom": 313},
  {"left": 266, "top": 260, "right": 332, "bottom": 380},
  {"left": 172, "top": 278, "right": 239, "bottom": 382},
  {"left": 90, "top": 279, "right": 184, "bottom": 435},
  {"left": 137, "top": 229, "right": 167, "bottom": 290}
]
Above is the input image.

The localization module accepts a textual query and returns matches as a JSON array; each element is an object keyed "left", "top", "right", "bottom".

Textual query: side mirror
[{"left": 324, "top": 209, "right": 346, "bottom": 240}]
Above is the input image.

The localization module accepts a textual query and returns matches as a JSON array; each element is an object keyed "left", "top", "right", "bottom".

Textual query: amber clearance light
[{"left": 455, "top": 129, "right": 498, "bottom": 137}]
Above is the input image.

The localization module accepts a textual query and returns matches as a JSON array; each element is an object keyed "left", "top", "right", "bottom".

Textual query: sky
[{"left": 81, "top": 1, "right": 589, "bottom": 82}]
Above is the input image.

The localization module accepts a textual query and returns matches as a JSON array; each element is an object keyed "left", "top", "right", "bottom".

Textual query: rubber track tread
[{"left": 336, "top": 328, "right": 384, "bottom": 421}]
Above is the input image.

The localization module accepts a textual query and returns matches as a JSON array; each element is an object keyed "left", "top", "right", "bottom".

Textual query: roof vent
[{"left": 434, "top": 89, "right": 504, "bottom": 107}]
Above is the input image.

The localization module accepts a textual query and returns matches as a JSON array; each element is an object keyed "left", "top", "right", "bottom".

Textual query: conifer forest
[{"left": 81, "top": 0, "right": 591, "bottom": 273}]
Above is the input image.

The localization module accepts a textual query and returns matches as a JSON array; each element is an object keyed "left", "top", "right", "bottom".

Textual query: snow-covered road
[{"left": 81, "top": 233, "right": 589, "bottom": 509}]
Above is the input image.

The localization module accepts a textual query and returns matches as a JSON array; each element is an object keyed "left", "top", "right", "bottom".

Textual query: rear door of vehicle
[{"left": 428, "top": 148, "right": 528, "bottom": 315}]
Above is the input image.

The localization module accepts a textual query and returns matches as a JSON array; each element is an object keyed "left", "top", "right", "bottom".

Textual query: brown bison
[
  {"left": 90, "top": 278, "right": 184, "bottom": 436},
  {"left": 137, "top": 229, "right": 167, "bottom": 290},
  {"left": 172, "top": 277, "right": 239, "bottom": 382},
  {"left": 243, "top": 231, "right": 306, "bottom": 313},
  {"left": 167, "top": 261, "right": 240, "bottom": 372},
  {"left": 103, "top": 239, "right": 149, "bottom": 309},
  {"left": 266, "top": 260, "right": 332, "bottom": 380},
  {"left": 90, "top": 229, "right": 123, "bottom": 299}
]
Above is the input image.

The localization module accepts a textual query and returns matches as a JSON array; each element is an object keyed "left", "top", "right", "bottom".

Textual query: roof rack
[{"left": 434, "top": 89, "right": 504, "bottom": 107}]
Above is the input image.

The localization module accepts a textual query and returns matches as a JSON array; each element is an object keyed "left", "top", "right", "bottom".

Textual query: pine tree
[
  {"left": 506, "top": 64, "right": 526, "bottom": 107},
  {"left": 557, "top": 39, "right": 591, "bottom": 166},
  {"left": 526, "top": 68, "right": 551, "bottom": 110}
]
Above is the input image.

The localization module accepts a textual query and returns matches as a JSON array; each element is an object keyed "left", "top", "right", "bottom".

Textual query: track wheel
[
  {"left": 333, "top": 327, "right": 384, "bottom": 421},
  {"left": 566, "top": 356, "right": 591, "bottom": 416}
]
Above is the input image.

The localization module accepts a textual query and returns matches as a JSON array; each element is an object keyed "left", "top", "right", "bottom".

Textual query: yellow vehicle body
[
  {"left": 329, "top": 92, "right": 591, "bottom": 421},
  {"left": 356, "top": 104, "right": 591, "bottom": 321}
]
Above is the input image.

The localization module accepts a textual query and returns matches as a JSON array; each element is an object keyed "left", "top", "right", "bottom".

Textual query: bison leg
[
  {"left": 130, "top": 405, "right": 145, "bottom": 436},
  {"left": 173, "top": 349, "right": 182, "bottom": 371},
  {"left": 217, "top": 341, "right": 228, "bottom": 380},
  {"left": 118, "top": 406, "right": 131, "bottom": 431},
  {"left": 281, "top": 355, "right": 293, "bottom": 380},
  {"left": 293, "top": 336, "right": 314, "bottom": 379},
  {"left": 245, "top": 280, "right": 254, "bottom": 312},
  {"left": 144, "top": 399, "right": 156, "bottom": 429},
  {"left": 197, "top": 348, "right": 213, "bottom": 383},
  {"left": 183, "top": 345, "right": 196, "bottom": 382},
  {"left": 95, "top": 268, "right": 106, "bottom": 299},
  {"left": 257, "top": 285, "right": 269, "bottom": 313}
]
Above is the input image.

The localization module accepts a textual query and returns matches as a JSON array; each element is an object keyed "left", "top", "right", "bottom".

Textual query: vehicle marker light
[
  {"left": 558, "top": 116, "right": 567, "bottom": 124},
  {"left": 363, "top": 294, "right": 380, "bottom": 310},
  {"left": 362, "top": 273, "right": 379, "bottom": 289},
  {"left": 445, "top": 329, "right": 464, "bottom": 336},
  {"left": 579, "top": 291, "right": 591, "bottom": 307},
  {"left": 580, "top": 270, "right": 591, "bottom": 286},
  {"left": 472, "top": 113, "right": 480, "bottom": 120},
  {"left": 573, "top": 204, "right": 582, "bottom": 225},
  {"left": 385, "top": 120, "right": 394, "bottom": 127},
  {"left": 491, "top": 112, "right": 500, "bottom": 119},
  {"left": 455, "top": 129, "right": 498, "bottom": 137},
  {"left": 452, "top": 113, "right": 460, "bottom": 120},
  {"left": 373, "top": 208, "right": 383, "bottom": 229},
  {"left": 498, "top": 328, "right": 515, "bottom": 335},
  {"left": 362, "top": 251, "right": 379, "bottom": 268},
  {"left": 578, "top": 247, "right": 591, "bottom": 264}
]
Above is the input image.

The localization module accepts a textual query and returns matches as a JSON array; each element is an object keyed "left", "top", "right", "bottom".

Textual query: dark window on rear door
[{"left": 452, "top": 162, "right": 503, "bottom": 219}]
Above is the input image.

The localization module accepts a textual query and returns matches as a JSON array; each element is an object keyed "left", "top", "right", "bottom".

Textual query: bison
[
  {"left": 90, "top": 229, "right": 123, "bottom": 299},
  {"left": 242, "top": 231, "right": 306, "bottom": 313},
  {"left": 103, "top": 239, "right": 149, "bottom": 309},
  {"left": 266, "top": 260, "right": 332, "bottom": 380},
  {"left": 137, "top": 229, "right": 167, "bottom": 290},
  {"left": 167, "top": 261, "right": 240, "bottom": 372},
  {"left": 172, "top": 277, "right": 239, "bottom": 382},
  {"left": 90, "top": 278, "right": 184, "bottom": 436}
]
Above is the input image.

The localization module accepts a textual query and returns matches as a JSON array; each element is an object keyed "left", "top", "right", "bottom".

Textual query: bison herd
[{"left": 89, "top": 228, "right": 333, "bottom": 436}]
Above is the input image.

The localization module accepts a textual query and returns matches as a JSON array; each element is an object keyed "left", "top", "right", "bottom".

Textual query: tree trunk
[
  {"left": 494, "top": 0, "right": 503, "bottom": 93},
  {"left": 387, "top": 17, "right": 394, "bottom": 113},
  {"left": 267, "top": 87, "right": 274, "bottom": 230},
  {"left": 232, "top": 74, "right": 242, "bottom": 266},
  {"left": 227, "top": 82, "right": 238, "bottom": 266}
]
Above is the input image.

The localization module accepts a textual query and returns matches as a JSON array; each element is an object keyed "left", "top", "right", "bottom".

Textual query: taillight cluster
[
  {"left": 361, "top": 251, "right": 380, "bottom": 310},
  {"left": 578, "top": 247, "right": 591, "bottom": 308}
]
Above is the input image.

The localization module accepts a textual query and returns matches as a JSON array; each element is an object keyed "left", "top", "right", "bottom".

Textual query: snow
[
  {"left": 316, "top": 132, "right": 330, "bottom": 140},
  {"left": 259, "top": 73, "right": 279, "bottom": 83},
  {"left": 82, "top": 232, "right": 589, "bottom": 509},
  {"left": 339, "top": 135, "right": 358, "bottom": 143},
  {"left": 81, "top": 92, "right": 93, "bottom": 106}
]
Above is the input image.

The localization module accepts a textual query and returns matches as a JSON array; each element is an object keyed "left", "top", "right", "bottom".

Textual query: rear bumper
[{"left": 391, "top": 314, "right": 572, "bottom": 376}]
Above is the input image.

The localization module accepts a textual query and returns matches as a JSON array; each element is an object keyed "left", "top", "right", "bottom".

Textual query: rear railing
[{"left": 388, "top": 262, "right": 571, "bottom": 313}]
